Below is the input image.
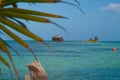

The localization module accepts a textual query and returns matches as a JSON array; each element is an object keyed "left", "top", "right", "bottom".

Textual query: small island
[
  {"left": 52, "top": 35, "right": 64, "bottom": 42},
  {"left": 84, "top": 36, "right": 99, "bottom": 42}
]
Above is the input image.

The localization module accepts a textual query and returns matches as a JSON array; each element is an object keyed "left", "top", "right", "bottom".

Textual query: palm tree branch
[
  {"left": 2, "top": 8, "right": 66, "bottom": 18},
  {"left": 0, "top": 55, "right": 9, "bottom": 67},
  {"left": 1, "top": 0, "right": 61, "bottom": 7},
  {"left": 0, "top": 24, "right": 29, "bottom": 48},
  {"left": 0, "top": 11, "right": 51, "bottom": 23},
  {"left": 0, "top": 11, "right": 67, "bottom": 32},
  {"left": 0, "top": 38, "right": 20, "bottom": 80},
  {"left": 7, "top": 17, "right": 28, "bottom": 30},
  {"left": 0, "top": 17, "right": 44, "bottom": 42}
]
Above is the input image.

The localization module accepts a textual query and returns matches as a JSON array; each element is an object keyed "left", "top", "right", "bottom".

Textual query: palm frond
[
  {"left": 0, "top": 11, "right": 51, "bottom": 23},
  {"left": 8, "top": 17, "right": 28, "bottom": 30},
  {"left": 0, "top": 24, "right": 29, "bottom": 47},
  {"left": 0, "top": 38, "right": 20, "bottom": 80},
  {"left": 0, "top": 0, "right": 82, "bottom": 79},
  {"left": 2, "top": 8, "right": 66, "bottom": 18},
  {"left": 3, "top": 40, "right": 22, "bottom": 57},
  {"left": 1, "top": 0, "right": 61, "bottom": 7},
  {"left": 0, "top": 11, "right": 67, "bottom": 33},
  {"left": 0, "top": 17, "right": 43, "bottom": 42}
]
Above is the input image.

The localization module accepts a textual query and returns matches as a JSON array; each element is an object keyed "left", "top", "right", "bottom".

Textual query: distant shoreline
[{"left": 4, "top": 40, "right": 120, "bottom": 42}]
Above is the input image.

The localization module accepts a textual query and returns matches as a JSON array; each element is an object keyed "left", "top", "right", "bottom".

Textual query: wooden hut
[{"left": 52, "top": 35, "right": 64, "bottom": 42}]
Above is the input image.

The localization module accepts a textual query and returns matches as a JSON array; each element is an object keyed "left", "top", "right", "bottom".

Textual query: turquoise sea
[{"left": 1, "top": 41, "right": 120, "bottom": 80}]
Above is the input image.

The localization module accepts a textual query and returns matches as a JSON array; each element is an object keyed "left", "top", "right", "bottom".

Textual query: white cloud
[{"left": 100, "top": 3, "right": 120, "bottom": 12}]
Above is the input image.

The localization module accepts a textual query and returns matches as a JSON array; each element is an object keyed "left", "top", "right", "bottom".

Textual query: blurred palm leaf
[
  {"left": 0, "top": 0, "right": 82, "bottom": 80},
  {"left": 0, "top": 0, "right": 66, "bottom": 79}
]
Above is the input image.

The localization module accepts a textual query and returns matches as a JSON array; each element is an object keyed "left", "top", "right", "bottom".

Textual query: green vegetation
[{"left": 88, "top": 36, "right": 99, "bottom": 42}]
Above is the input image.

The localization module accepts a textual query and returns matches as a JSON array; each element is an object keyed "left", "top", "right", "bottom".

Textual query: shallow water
[{"left": 1, "top": 41, "right": 120, "bottom": 80}]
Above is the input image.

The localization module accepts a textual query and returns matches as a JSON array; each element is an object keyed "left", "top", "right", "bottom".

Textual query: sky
[{"left": 6, "top": 0, "right": 120, "bottom": 41}]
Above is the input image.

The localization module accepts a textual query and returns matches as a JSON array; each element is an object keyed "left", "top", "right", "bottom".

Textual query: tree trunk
[{"left": 25, "top": 60, "right": 48, "bottom": 80}]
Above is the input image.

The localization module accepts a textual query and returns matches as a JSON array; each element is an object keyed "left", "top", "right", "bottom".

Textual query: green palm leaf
[
  {"left": 0, "top": 38, "right": 20, "bottom": 80},
  {"left": 1, "top": 0, "right": 61, "bottom": 7},
  {"left": 0, "top": 0, "right": 82, "bottom": 79},
  {"left": 0, "top": 24, "right": 29, "bottom": 47},
  {"left": 0, "top": 11, "right": 51, "bottom": 23},
  {"left": 0, "top": 17, "right": 43, "bottom": 42},
  {"left": 2, "top": 8, "right": 66, "bottom": 18},
  {"left": 8, "top": 17, "right": 28, "bottom": 30},
  {"left": 0, "top": 55, "right": 9, "bottom": 67}
]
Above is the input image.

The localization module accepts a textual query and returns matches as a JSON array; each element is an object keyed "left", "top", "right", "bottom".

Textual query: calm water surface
[{"left": 1, "top": 41, "right": 120, "bottom": 80}]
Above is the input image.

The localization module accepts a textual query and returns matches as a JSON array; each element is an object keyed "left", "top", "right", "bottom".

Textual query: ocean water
[{"left": 1, "top": 41, "right": 120, "bottom": 80}]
